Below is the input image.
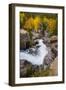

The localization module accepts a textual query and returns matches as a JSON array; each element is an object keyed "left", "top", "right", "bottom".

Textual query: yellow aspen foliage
[
  {"left": 43, "top": 17, "right": 57, "bottom": 34},
  {"left": 43, "top": 17, "right": 48, "bottom": 24},
  {"left": 20, "top": 13, "right": 25, "bottom": 22},
  {"left": 47, "top": 18, "right": 56, "bottom": 32},
  {"left": 24, "top": 17, "right": 34, "bottom": 31},
  {"left": 33, "top": 16, "right": 41, "bottom": 32}
]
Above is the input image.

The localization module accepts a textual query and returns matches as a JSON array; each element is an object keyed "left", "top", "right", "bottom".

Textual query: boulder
[
  {"left": 32, "top": 31, "right": 40, "bottom": 40},
  {"left": 51, "top": 43, "right": 58, "bottom": 57},
  {"left": 50, "top": 35, "right": 57, "bottom": 43},
  {"left": 50, "top": 35, "right": 58, "bottom": 57},
  {"left": 20, "top": 29, "right": 30, "bottom": 50},
  {"left": 43, "top": 37, "right": 50, "bottom": 47},
  {"left": 20, "top": 59, "right": 32, "bottom": 77},
  {"left": 43, "top": 37, "right": 50, "bottom": 44},
  {"left": 20, "top": 29, "right": 30, "bottom": 41},
  {"left": 43, "top": 47, "right": 56, "bottom": 70}
]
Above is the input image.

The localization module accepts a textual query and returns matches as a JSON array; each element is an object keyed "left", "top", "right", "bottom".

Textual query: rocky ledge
[{"left": 42, "top": 35, "right": 58, "bottom": 71}]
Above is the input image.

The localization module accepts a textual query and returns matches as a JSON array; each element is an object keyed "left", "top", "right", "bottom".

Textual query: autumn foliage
[{"left": 20, "top": 12, "right": 57, "bottom": 35}]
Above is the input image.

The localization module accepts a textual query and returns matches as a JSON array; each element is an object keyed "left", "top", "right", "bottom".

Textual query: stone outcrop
[
  {"left": 20, "top": 29, "right": 30, "bottom": 50},
  {"left": 42, "top": 35, "right": 58, "bottom": 70}
]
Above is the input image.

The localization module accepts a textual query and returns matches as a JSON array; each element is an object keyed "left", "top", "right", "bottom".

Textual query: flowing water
[{"left": 20, "top": 39, "right": 48, "bottom": 65}]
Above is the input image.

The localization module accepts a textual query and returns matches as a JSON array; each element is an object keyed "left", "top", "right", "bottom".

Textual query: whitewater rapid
[{"left": 20, "top": 39, "right": 48, "bottom": 65}]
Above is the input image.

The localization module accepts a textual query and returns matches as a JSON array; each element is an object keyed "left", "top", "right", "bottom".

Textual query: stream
[{"left": 20, "top": 39, "right": 48, "bottom": 65}]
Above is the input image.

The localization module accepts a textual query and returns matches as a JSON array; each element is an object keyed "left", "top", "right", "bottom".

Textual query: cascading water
[{"left": 20, "top": 39, "right": 48, "bottom": 65}]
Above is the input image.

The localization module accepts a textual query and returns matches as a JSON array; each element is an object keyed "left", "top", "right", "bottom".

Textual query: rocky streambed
[
  {"left": 20, "top": 29, "right": 58, "bottom": 77},
  {"left": 20, "top": 39, "right": 48, "bottom": 65}
]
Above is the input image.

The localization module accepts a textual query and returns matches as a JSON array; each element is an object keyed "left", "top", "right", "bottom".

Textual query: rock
[
  {"left": 43, "top": 47, "right": 56, "bottom": 70},
  {"left": 32, "top": 65, "right": 39, "bottom": 72},
  {"left": 20, "top": 29, "right": 30, "bottom": 41},
  {"left": 42, "top": 35, "right": 58, "bottom": 70},
  {"left": 20, "top": 59, "right": 44, "bottom": 77},
  {"left": 43, "top": 37, "right": 50, "bottom": 43},
  {"left": 20, "top": 59, "right": 32, "bottom": 77},
  {"left": 28, "top": 48, "right": 35, "bottom": 55},
  {"left": 42, "top": 30, "right": 51, "bottom": 48},
  {"left": 32, "top": 31, "right": 40, "bottom": 40},
  {"left": 44, "top": 30, "right": 49, "bottom": 37},
  {"left": 20, "top": 29, "right": 30, "bottom": 50},
  {"left": 49, "top": 57, "right": 58, "bottom": 76},
  {"left": 51, "top": 42, "right": 58, "bottom": 57},
  {"left": 34, "top": 40, "right": 39, "bottom": 45},
  {"left": 50, "top": 35, "right": 58, "bottom": 57},
  {"left": 50, "top": 35, "right": 57, "bottom": 43}
]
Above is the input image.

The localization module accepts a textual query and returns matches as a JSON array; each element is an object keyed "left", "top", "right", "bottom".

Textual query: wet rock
[
  {"left": 27, "top": 47, "right": 38, "bottom": 56},
  {"left": 43, "top": 47, "right": 56, "bottom": 70},
  {"left": 20, "top": 59, "right": 32, "bottom": 77},
  {"left": 51, "top": 42, "right": 58, "bottom": 57},
  {"left": 50, "top": 35, "right": 58, "bottom": 57},
  {"left": 42, "top": 36, "right": 50, "bottom": 47},
  {"left": 43, "top": 37, "right": 50, "bottom": 43}
]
